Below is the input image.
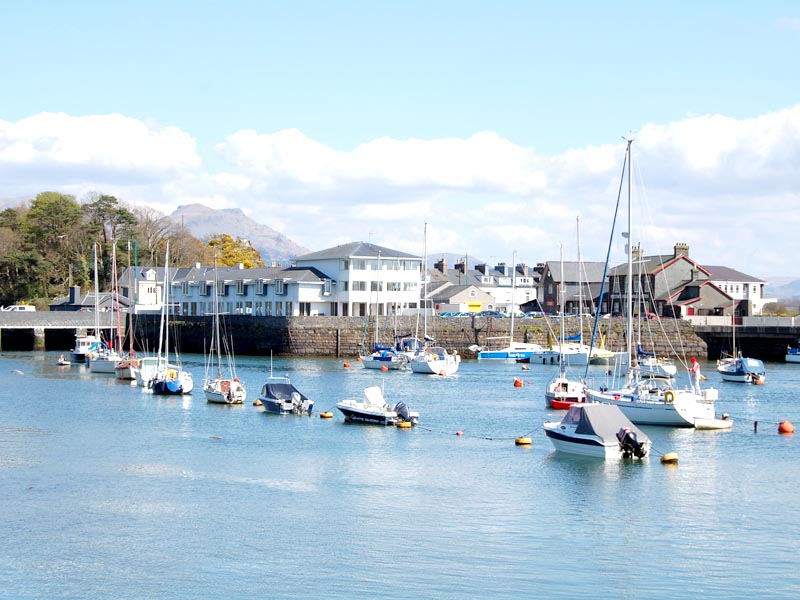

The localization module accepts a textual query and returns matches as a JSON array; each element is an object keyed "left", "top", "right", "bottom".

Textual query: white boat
[
  {"left": 133, "top": 356, "right": 160, "bottom": 387},
  {"left": 88, "top": 243, "right": 122, "bottom": 374},
  {"left": 585, "top": 139, "right": 719, "bottom": 428},
  {"left": 475, "top": 339, "right": 559, "bottom": 363},
  {"left": 545, "top": 244, "right": 587, "bottom": 410},
  {"left": 633, "top": 351, "right": 678, "bottom": 379},
  {"left": 148, "top": 242, "right": 193, "bottom": 395},
  {"left": 786, "top": 342, "right": 800, "bottom": 363},
  {"left": 716, "top": 309, "right": 766, "bottom": 384},
  {"left": 204, "top": 256, "right": 247, "bottom": 404},
  {"left": 411, "top": 345, "right": 461, "bottom": 375},
  {"left": 116, "top": 241, "right": 140, "bottom": 381},
  {"left": 717, "top": 355, "right": 766, "bottom": 384},
  {"left": 257, "top": 369, "right": 313, "bottom": 415},
  {"left": 336, "top": 385, "right": 418, "bottom": 426},
  {"left": 543, "top": 403, "right": 651, "bottom": 459},
  {"left": 70, "top": 333, "right": 98, "bottom": 363},
  {"left": 359, "top": 345, "right": 409, "bottom": 370}
]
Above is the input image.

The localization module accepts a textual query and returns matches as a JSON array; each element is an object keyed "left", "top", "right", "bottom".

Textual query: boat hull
[
  {"left": 587, "top": 389, "right": 715, "bottom": 427},
  {"left": 410, "top": 352, "right": 461, "bottom": 375},
  {"left": 88, "top": 354, "right": 122, "bottom": 373},
  {"left": 336, "top": 404, "right": 397, "bottom": 425},
  {"left": 204, "top": 379, "right": 246, "bottom": 404}
]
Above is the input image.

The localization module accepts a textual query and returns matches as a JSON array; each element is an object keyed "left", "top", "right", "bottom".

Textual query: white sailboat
[
  {"left": 204, "top": 256, "right": 247, "bottom": 404},
  {"left": 88, "top": 242, "right": 122, "bottom": 374},
  {"left": 716, "top": 303, "right": 766, "bottom": 384},
  {"left": 545, "top": 244, "right": 587, "bottom": 409},
  {"left": 586, "top": 139, "right": 718, "bottom": 427},
  {"left": 116, "top": 241, "right": 141, "bottom": 380},
  {"left": 148, "top": 241, "right": 193, "bottom": 395},
  {"left": 411, "top": 223, "right": 461, "bottom": 375}
]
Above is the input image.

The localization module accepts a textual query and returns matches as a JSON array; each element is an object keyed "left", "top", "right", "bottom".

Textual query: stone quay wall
[{"left": 134, "top": 314, "right": 707, "bottom": 359}]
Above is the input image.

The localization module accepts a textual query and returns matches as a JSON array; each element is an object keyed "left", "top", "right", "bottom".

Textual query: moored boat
[
  {"left": 336, "top": 385, "right": 418, "bottom": 426},
  {"left": 543, "top": 403, "right": 651, "bottom": 459}
]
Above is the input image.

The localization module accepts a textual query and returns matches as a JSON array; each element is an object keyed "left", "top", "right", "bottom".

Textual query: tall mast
[
  {"left": 509, "top": 250, "right": 517, "bottom": 342},
  {"left": 625, "top": 138, "right": 634, "bottom": 363},
  {"left": 213, "top": 254, "right": 222, "bottom": 378}
]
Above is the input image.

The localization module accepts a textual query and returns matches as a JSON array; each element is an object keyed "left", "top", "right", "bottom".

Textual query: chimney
[
  {"left": 195, "top": 262, "right": 201, "bottom": 269},
  {"left": 476, "top": 264, "right": 488, "bottom": 275},
  {"left": 674, "top": 242, "right": 689, "bottom": 258},
  {"left": 516, "top": 263, "right": 529, "bottom": 277},
  {"left": 495, "top": 262, "right": 508, "bottom": 276},
  {"left": 455, "top": 259, "right": 466, "bottom": 275},
  {"left": 69, "top": 285, "right": 80, "bottom": 305},
  {"left": 238, "top": 263, "right": 244, "bottom": 270},
  {"left": 434, "top": 258, "right": 447, "bottom": 274}
]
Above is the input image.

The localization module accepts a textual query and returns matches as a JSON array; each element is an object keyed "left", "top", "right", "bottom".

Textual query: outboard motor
[
  {"left": 617, "top": 427, "right": 647, "bottom": 458},
  {"left": 394, "top": 402, "right": 412, "bottom": 423}
]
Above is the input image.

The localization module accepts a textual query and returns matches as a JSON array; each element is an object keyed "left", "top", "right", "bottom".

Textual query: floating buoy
[
  {"left": 513, "top": 377, "right": 524, "bottom": 388},
  {"left": 660, "top": 452, "right": 679, "bottom": 464},
  {"left": 396, "top": 421, "right": 412, "bottom": 429},
  {"left": 380, "top": 365, "right": 389, "bottom": 372},
  {"left": 252, "top": 399, "right": 263, "bottom": 406},
  {"left": 521, "top": 365, "right": 529, "bottom": 371},
  {"left": 438, "top": 370, "right": 446, "bottom": 376},
  {"left": 778, "top": 420, "right": 795, "bottom": 434},
  {"left": 320, "top": 411, "right": 333, "bottom": 419},
  {"left": 456, "top": 430, "right": 463, "bottom": 436},
  {"left": 343, "top": 362, "right": 351, "bottom": 368},
  {"left": 754, "top": 377, "right": 764, "bottom": 385},
  {"left": 515, "top": 437, "right": 532, "bottom": 446}
]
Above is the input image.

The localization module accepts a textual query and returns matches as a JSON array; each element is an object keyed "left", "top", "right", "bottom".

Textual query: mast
[
  {"left": 213, "top": 254, "right": 222, "bottom": 379},
  {"left": 127, "top": 240, "right": 134, "bottom": 357},
  {"left": 559, "top": 243, "right": 565, "bottom": 374},
  {"left": 93, "top": 242, "right": 100, "bottom": 342},
  {"left": 164, "top": 241, "right": 170, "bottom": 365},
  {"left": 625, "top": 138, "right": 634, "bottom": 364},
  {"left": 509, "top": 250, "right": 517, "bottom": 343},
  {"left": 421, "top": 222, "right": 428, "bottom": 342},
  {"left": 112, "top": 242, "right": 123, "bottom": 352},
  {"left": 576, "top": 216, "right": 583, "bottom": 346}
]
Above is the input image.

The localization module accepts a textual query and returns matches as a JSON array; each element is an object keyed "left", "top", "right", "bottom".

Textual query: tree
[
  {"left": 0, "top": 251, "right": 49, "bottom": 305},
  {"left": 83, "top": 193, "right": 137, "bottom": 246},
  {"left": 207, "top": 234, "right": 266, "bottom": 268},
  {"left": 131, "top": 206, "right": 173, "bottom": 264}
]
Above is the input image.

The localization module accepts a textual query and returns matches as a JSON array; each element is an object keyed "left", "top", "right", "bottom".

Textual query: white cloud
[
  {"left": 1, "top": 107, "right": 800, "bottom": 277},
  {"left": 776, "top": 17, "right": 800, "bottom": 31}
]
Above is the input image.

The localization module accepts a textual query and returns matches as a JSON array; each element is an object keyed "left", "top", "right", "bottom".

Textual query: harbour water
[{"left": 1, "top": 352, "right": 799, "bottom": 599}]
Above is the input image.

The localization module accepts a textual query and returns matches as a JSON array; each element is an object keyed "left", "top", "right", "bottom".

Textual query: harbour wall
[{"left": 130, "top": 314, "right": 709, "bottom": 360}]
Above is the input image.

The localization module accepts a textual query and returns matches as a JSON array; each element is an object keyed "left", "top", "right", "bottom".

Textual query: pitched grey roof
[
  {"left": 703, "top": 265, "right": 764, "bottom": 283},
  {"left": 296, "top": 241, "right": 420, "bottom": 261}
]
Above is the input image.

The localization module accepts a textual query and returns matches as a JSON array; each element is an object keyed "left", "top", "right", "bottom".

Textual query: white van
[{"left": 1, "top": 305, "right": 36, "bottom": 312}]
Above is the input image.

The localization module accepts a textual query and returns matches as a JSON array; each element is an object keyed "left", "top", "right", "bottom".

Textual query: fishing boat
[
  {"left": 148, "top": 242, "right": 193, "bottom": 395},
  {"left": 70, "top": 333, "right": 99, "bottom": 364},
  {"left": 585, "top": 139, "right": 719, "bottom": 427},
  {"left": 786, "top": 342, "right": 800, "bottom": 363},
  {"left": 336, "top": 385, "right": 418, "bottom": 426},
  {"left": 543, "top": 403, "right": 651, "bottom": 459},
  {"left": 204, "top": 256, "right": 246, "bottom": 404}
]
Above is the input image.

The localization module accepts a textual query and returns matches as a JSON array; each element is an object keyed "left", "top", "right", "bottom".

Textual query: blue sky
[{"left": 2, "top": 1, "right": 799, "bottom": 279}]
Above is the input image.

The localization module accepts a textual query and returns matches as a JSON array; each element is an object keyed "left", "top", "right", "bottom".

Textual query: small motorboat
[
  {"left": 543, "top": 403, "right": 651, "bottom": 459},
  {"left": 336, "top": 385, "right": 418, "bottom": 426},
  {"left": 57, "top": 354, "right": 70, "bottom": 366},
  {"left": 258, "top": 374, "right": 313, "bottom": 415}
]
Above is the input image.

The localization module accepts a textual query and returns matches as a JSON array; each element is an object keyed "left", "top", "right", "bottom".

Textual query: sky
[{"left": 1, "top": 1, "right": 799, "bottom": 279}]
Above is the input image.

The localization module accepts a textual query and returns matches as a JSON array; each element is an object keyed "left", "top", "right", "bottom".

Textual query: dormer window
[
  {"left": 275, "top": 279, "right": 286, "bottom": 295},
  {"left": 256, "top": 280, "right": 265, "bottom": 295},
  {"left": 236, "top": 281, "right": 245, "bottom": 295}
]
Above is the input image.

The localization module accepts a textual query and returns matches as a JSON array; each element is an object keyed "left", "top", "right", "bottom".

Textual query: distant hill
[
  {"left": 169, "top": 204, "right": 309, "bottom": 265},
  {"left": 765, "top": 278, "right": 800, "bottom": 302}
]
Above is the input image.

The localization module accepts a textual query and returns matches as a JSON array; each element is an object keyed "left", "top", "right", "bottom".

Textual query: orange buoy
[
  {"left": 515, "top": 437, "right": 532, "bottom": 446},
  {"left": 396, "top": 421, "right": 412, "bottom": 429},
  {"left": 778, "top": 420, "right": 795, "bottom": 434},
  {"left": 660, "top": 452, "right": 679, "bottom": 464},
  {"left": 513, "top": 377, "right": 524, "bottom": 388},
  {"left": 456, "top": 430, "right": 463, "bottom": 436},
  {"left": 380, "top": 365, "right": 389, "bottom": 372},
  {"left": 320, "top": 411, "right": 333, "bottom": 419},
  {"left": 343, "top": 362, "right": 351, "bottom": 368}
]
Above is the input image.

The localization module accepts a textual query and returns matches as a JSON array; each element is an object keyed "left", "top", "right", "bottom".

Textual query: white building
[{"left": 120, "top": 241, "right": 423, "bottom": 318}]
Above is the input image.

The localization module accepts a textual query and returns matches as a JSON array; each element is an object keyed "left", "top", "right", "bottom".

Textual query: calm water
[{"left": 1, "top": 353, "right": 799, "bottom": 599}]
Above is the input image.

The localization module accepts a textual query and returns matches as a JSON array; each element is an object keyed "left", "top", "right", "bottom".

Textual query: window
[
  {"left": 341, "top": 259, "right": 350, "bottom": 270},
  {"left": 200, "top": 282, "right": 210, "bottom": 296},
  {"left": 352, "top": 281, "right": 366, "bottom": 292},
  {"left": 352, "top": 259, "right": 367, "bottom": 270},
  {"left": 285, "top": 302, "right": 293, "bottom": 315},
  {"left": 370, "top": 281, "right": 384, "bottom": 292},
  {"left": 182, "top": 282, "right": 189, "bottom": 295},
  {"left": 469, "top": 289, "right": 477, "bottom": 298},
  {"left": 342, "top": 281, "right": 349, "bottom": 291},
  {"left": 236, "top": 280, "right": 245, "bottom": 295},
  {"left": 323, "top": 279, "right": 332, "bottom": 296},
  {"left": 217, "top": 281, "right": 226, "bottom": 296},
  {"left": 256, "top": 280, "right": 265, "bottom": 295},
  {"left": 275, "top": 279, "right": 286, "bottom": 295}
]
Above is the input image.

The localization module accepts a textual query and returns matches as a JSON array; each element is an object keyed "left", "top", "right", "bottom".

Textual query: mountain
[
  {"left": 169, "top": 204, "right": 309, "bottom": 265},
  {"left": 764, "top": 278, "right": 800, "bottom": 302}
]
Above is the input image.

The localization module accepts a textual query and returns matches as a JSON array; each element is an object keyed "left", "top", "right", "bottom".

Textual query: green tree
[{"left": 0, "top": 251, "right": 49, "bottom": 306}]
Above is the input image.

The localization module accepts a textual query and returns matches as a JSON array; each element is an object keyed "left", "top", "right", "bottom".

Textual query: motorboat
[
  {"left": 133, "top": 356, "right": 160, "bottom": 387},
  {"left": 543, "top": 403, "right": 651, "bottom": 459},
  {"left": 70, "top": 333, "right": 99, "bottom": 363},
  {"left": 87, "top": 341, "right": 121, "bottom": 374},
  {"left": 258, "top": 374, "right": 313, "bottom": 415},
  {"left": 336, "top": 385, "right": 418, "bottom": 426},
  {"left": 545, "top": 369, "right": 587, "bottom": 410},
  {"left": 474, "top": 339, "right": 559, "bottom": 363},
  {"left": 717, "top": 355, "right": 766, "bottom": 384},
  {"left": 787, "top": 343, "right": 800, "bottom": 363}
]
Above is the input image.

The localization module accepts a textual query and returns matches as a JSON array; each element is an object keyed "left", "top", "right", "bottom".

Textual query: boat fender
[{"left": 664, "top": 391, "right": 674, "bottom": 404}]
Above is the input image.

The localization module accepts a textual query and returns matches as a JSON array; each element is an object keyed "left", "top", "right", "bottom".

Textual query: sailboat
[
  {"left": 411, "top": 223, "right": 461, "bottom": 375},
  {"left": 475, "top": 251, "right": 558, "bottom": 362},
  {"left": 88, "top": 242, "right": 122, "bottom": 374},
  {"left": 585, "top": 139, "right": 719, "bottom": 427},
  {"left": 545, "top": 244, "right": 587, "bottom": 409},
  {"left": 716, "top": 303, "right": 766, "bottom": 384},
  {"left": 358, "top": 251, "right": 409, "bottom": 370},
  {"left": 116, "top": 241, "right": 140, "bottom": 380},
  {"left": 204, "top": 256, "right": 247, "bottom": 404},
  {"left": 148, "top": 241, "right": 194, "bottom": 395}
]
